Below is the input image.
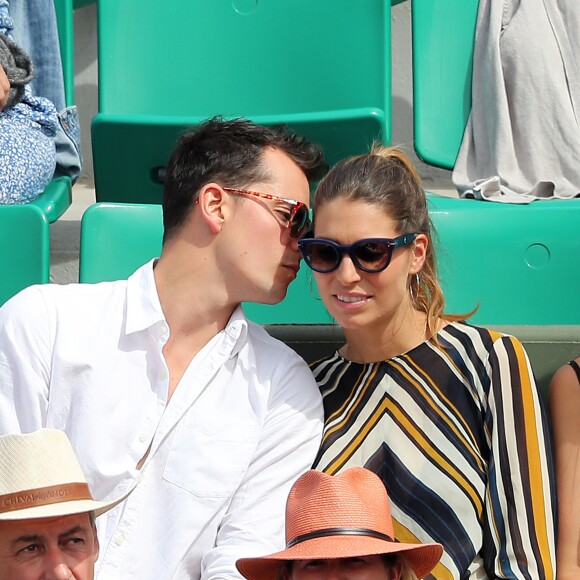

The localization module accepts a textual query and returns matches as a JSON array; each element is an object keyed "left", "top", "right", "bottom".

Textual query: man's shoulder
[
  {"left": 0, "top": 279, "right": 128, "bottom": 320},
  {"left": 245, "top": 321, "right": 304, "bottom": 363}
]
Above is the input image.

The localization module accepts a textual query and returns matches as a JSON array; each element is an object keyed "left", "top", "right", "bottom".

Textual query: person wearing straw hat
[
  {"left": 236, "top": 468, "right": 443, "bottom": 580},
  {"left": 0, "top": 429, "right": 130, "bottom": 580}
]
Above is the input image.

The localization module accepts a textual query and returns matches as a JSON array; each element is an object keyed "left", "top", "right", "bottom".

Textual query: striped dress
[{"left": 312, "top": 322, "right": 556, "bottom": 580}]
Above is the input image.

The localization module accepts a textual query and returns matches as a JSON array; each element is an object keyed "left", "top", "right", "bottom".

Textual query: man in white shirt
[{"left": 0, "top": 117, "right": 326, "bottom": 579}]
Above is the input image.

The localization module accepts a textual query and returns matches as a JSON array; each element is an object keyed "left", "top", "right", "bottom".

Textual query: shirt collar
[
  {"left": 124, "top": 260, "right": 249, "bottom": 358},
  {"left": 125, "top": 260, "right": 166, "bottom": 335}
]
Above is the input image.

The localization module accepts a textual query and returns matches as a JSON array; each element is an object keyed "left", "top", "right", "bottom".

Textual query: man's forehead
[{"left": 0, "top": 512, "right": 92, "bottom": 540}]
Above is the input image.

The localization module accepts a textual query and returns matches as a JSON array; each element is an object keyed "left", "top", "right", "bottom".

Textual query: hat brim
[
  {"left": 236, "top": 535, "right": 443, "bottom": 580},
  {"left": 0, "top": 489, "right": 129, "bottom": 521}
]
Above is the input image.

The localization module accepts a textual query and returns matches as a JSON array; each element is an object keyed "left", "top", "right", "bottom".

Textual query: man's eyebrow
[
  {"left": 10, "top": 534, "right": 42, "bottom": 548},
  {"left": 10, "top": 525, "right": 88, "bottom": 548},
  {"left": 59, "top": 525, "right": 87, "bottom": 538}
]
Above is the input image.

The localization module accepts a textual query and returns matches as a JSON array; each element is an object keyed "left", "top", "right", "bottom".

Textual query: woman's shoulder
[
  {"left": 310, "top": 351, "right": 346, "bottom": 373},
  {"left": 439, "top": 320, "right": 516, "bottom": 346}
]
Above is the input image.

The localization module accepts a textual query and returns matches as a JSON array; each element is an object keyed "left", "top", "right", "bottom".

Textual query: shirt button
[
  {"left": 160, "top": 325, "right": 168, "bottom": 336},
  {"left": 114, "top": 534, "right": 125, "bottom": 546},
  {"left": 159, "top": 369, "right": 167, "bottom": 380},
  {"left": 139, "top": 433, "right": 148, "bottom": 443}
]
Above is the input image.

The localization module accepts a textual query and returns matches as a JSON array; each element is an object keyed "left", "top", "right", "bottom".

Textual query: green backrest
[
  {"left": 92, "top": 0, "right": 390, "bottom": 204},
  {"left": 0, "top": 206, "right": 50, "bottom": 306},
  {"left": 53, "top": 0, "right": 74, "bottom": 107},
  {"left": 78, "top": 203, "right": 333, "bottom": 324},
  {"left": 80, "top": 198, "right": 580, "bottom": 326},
  {"left": 79, "top": 204, "right": 163, "bottom": 284},
  {"left": 412, "top": 0, "right": 479, "bottom": 169},
  {"left": 429, "top": 195, "right": 580, "bottom": 325}
]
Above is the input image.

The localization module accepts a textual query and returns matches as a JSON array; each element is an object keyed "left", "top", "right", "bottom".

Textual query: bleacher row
[{"left": 1, "top": 0, "right": 579, "bottom": 401}]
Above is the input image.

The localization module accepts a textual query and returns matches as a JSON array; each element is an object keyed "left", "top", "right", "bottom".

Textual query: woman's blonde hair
[{"left": 313, "top": 144, "right": 469, "bottom": 338}]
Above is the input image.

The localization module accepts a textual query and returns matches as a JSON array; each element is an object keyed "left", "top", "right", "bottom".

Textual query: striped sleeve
[{"left": 483, "top": 333, "right": 557, "bottom": 579}]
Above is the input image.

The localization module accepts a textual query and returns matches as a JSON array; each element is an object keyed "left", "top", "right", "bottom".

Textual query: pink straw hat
[{"left": 236, "top": 468, "right": 443, "bottom": 580}]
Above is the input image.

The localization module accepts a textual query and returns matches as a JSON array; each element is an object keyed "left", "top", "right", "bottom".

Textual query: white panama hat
[{"left": 0, "top": 429, "right": 130, "bottom": 521}]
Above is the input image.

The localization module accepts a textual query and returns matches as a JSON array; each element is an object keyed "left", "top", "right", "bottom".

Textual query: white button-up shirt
[{"left": 0, "top": 262, "right": 323, "bottom": 579}]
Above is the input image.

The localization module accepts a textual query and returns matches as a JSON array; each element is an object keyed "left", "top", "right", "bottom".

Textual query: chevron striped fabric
[{"left": 312, "top": 322, "right": 556, "bottom": 580}]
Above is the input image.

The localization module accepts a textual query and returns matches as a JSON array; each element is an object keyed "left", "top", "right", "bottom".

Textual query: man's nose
[
  {"left": 42, "top": 552, "right": 74, "bottom": 580},
  {"left": 323, "top": 561, "right": 344, "bottom": 580}
]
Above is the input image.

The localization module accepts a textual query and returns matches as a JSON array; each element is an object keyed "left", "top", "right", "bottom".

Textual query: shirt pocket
[{"left": 163, "top": 414, "right": 260, "bottom": 498}]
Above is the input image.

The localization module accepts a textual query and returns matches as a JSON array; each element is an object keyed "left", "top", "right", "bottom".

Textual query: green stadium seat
[
  {"left": 79, "top": 203, "right": 163, "bottom": 284},
  {"left": 411, "top": 0, "right": 479, "bottom": 170},
  {"left": 412, "top": 0, "right": 580, "bottom": 327},
  {"left": 53, "top": 0, "right": 75, "bottom": 107},
  {"left": 429, "top": 195, "right": 580, "bottom": 325},
  {"left": 0, "top": 206, "right": 49, "bottom": 306},
  {"left": 92, "top": 0, "right": 391, "bottom": 204},
  {"left": 80, "top": 197, "right": 580, "bottom": 326}
]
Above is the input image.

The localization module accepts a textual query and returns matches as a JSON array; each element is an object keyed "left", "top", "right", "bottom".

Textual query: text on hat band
[{"left": 0, "top": 483, "right": 93, "bottom": 513}]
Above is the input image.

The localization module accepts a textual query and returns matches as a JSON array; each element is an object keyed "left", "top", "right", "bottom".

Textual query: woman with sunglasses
[{"left": 298, "top": 146, "right": 556, "bottom": 579}]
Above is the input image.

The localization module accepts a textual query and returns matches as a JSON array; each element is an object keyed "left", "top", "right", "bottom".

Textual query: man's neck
[{"left": 152, "top": 250, "right": 240, "bottom": 401}]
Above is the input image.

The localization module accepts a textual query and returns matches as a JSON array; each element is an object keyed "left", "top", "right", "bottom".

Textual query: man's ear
[
  {"left": 409, "top": 233, "right": 428, "bottom": 275},
  {"left": 196, "top": 183, "right": 227, "bottom": 234},
  {"left": 92, "top": 522, "right": 100, "bottom": 562}
]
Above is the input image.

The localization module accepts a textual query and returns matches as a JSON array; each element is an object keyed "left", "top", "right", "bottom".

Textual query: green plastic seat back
[
  {"left": 412, "top": 0, "right": 479, "bottom": 169},
  {"left": 0, "top": 206, "right": 50, "bottom": 306},
  {"left": 79, "top": 203, "right": 164, "bottom": 283},
  {"left": 79, "top": 203, "right": 333, "bottom": 323},
  {"left": 430, "top": 195, "right": 580, "bottom": 325},
  {"left": 92, "top": 0, "right": 391, "bottom": 204},
  {"left": 80, "top": 198, "right": 580, "bottom": 326},
  {"left": 53, "top": 0, "right": 74, "bottom": 107}
]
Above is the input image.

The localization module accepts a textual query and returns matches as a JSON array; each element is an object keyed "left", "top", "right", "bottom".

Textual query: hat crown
[
  {"left": 285, "top": 468, "right": 394, "bottom": 545},
  {"left": 0, "top": 429, "right": 88, "bottom": 498}
]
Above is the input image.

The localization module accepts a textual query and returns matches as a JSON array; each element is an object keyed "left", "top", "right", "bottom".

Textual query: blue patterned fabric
[{"left": 0, "top": 0, "right": 58, "bottom": 205}]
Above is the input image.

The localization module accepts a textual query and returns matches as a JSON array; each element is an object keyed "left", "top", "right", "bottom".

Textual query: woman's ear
[
  {"left": 196, "top": 183, "right": 226, "bottom": 234},
  {"left": 409, "top": 233, "right": 428, "bottom": 275}
]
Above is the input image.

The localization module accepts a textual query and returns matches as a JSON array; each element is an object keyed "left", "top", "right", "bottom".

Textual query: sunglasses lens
[
  {"left": 353, "top": 241, "right": 391, "bottom": 272},
  {"left": 304, "top": 242, "right": 340, "bottom": 272},
  {"left": 290, "top": 205, "right": 311, "bottom": 238}
]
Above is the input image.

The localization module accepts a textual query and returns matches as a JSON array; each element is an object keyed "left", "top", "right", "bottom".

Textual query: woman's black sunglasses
[{"left": 298, "top": 233, "right": 418, "bottom": 273}]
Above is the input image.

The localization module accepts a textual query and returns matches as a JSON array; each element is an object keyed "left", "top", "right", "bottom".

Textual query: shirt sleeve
[
  {"left": 0, "top": 286, "right": 53, "bottom": 433},
  {"left": 483, "top": 334, "right": 557, "bottom": 579},
  {"left": 200, "top": 353, "right": 323, "bottom": 580}
]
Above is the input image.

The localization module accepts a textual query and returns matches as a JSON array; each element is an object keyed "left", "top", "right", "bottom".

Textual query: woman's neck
[{"left": 340, "top": 309, "right": 432, "bottom": 363}]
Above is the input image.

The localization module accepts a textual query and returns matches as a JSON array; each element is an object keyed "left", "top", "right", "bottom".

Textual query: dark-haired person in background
[{"left": 0, "top": 117, "right": 326, "bottom": 579}]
